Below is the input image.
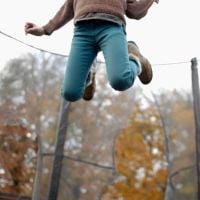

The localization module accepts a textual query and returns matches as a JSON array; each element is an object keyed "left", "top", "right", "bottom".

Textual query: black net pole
[
  {"left": 191, "top": 57, "right": 200, "bottom": 200},
  {"left": 47, "top": 99, "right": 70, "bottom": 200}
]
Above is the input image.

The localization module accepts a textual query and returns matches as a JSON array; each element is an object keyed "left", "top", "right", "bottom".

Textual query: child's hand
[{"left": 25, "top": 22, "right": 45, "bottom": 36}]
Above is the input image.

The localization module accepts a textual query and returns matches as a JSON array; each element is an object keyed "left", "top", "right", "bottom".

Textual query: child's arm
[
  {"left": 126, "top": 0, "right": 158, "bottom": 20},
  {"left": 25, "top": 0, "right": 74, "bottom": 36},
  {"left": 42, "top": 0, "right": 74, "bottom": 35}
]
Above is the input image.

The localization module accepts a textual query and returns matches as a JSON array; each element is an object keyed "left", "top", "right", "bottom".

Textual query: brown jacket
[{"left": 43, "top": 0, "right": 155, "bottom": 35}]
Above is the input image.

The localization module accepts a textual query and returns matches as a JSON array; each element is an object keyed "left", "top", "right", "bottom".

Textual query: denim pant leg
[
  {"left": 97, "top": 23, "right": 139, "bottom": 91},
  {"left": 61, "top": 25, "right": 98, "bottom": 102}
]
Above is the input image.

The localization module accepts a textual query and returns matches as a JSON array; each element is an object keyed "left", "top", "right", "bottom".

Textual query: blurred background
[{"left": 0, "top": 0, "right": 200, "bottom": 199}]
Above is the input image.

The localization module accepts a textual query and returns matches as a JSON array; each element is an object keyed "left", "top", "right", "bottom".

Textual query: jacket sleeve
[
  {"left": 126, "top": 0, "right": 155, "bottom": 20},
  {"left": 43, "top": 0, "right": 74, "bottom": 35}
]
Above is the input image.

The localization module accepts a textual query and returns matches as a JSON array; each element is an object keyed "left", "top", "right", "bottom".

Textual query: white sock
[{"left": 129, "top": 54, "right": 142, "bottom": 75}]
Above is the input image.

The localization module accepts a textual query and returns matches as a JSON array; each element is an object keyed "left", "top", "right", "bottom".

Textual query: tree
[
  {"left": 101, "top": 97, "right": 167, "bottom": 200},
  {"left": 1, "top": 52, "right": 196, "bottom": 199},
  {"left": 0, "top": 52, "right": 66, "bottom": 196},
  {"left": 151, "top": 90, "right": 196, "bottom": 200},
  {"left": 0, "top": 123, "right": 36, "bottom": 195}
]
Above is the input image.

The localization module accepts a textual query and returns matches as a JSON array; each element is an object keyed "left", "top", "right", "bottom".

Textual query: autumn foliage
[
  {"left": 0, "top": 123, "right": 36, "bottom": 195},
  {"left": 0, "top": 51, "right": 197, "bottom": 199},
  {"left": 102, "top": 105, "right": 167, "bottom": 200}
]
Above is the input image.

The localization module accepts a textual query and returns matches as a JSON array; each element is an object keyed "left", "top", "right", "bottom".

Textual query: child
[{"left": 25, "top": 0, "right": 159, "bottom": 102}]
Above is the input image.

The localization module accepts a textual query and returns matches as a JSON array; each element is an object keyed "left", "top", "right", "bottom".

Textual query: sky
[{"left": 0, "top": 0, "right": 200, "bottom": 93}]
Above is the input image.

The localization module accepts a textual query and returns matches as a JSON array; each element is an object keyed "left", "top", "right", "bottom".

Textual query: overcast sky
[{"left": 0, "top": 0, "right": 200, "bottom": 93}]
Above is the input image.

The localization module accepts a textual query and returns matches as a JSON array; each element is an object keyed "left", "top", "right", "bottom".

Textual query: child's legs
[
  {"left": 61, "top": 25, "right": 97, "bottom": 102},
  {"left": 98, "top": 23, "right": 139, "bottom": 91}
]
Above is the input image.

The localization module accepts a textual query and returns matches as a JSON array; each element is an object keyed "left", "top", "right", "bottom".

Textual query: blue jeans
[{"left": 61, "top": 20, "right": 139, "bottom": 102}]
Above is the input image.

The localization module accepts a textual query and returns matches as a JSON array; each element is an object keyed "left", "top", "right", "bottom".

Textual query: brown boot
[
  {"left": 82, "top": 70, "right": 96, "bottom": 101},
  {"left": 128, "top": 41, "right": 153, "bottom": 84}
]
